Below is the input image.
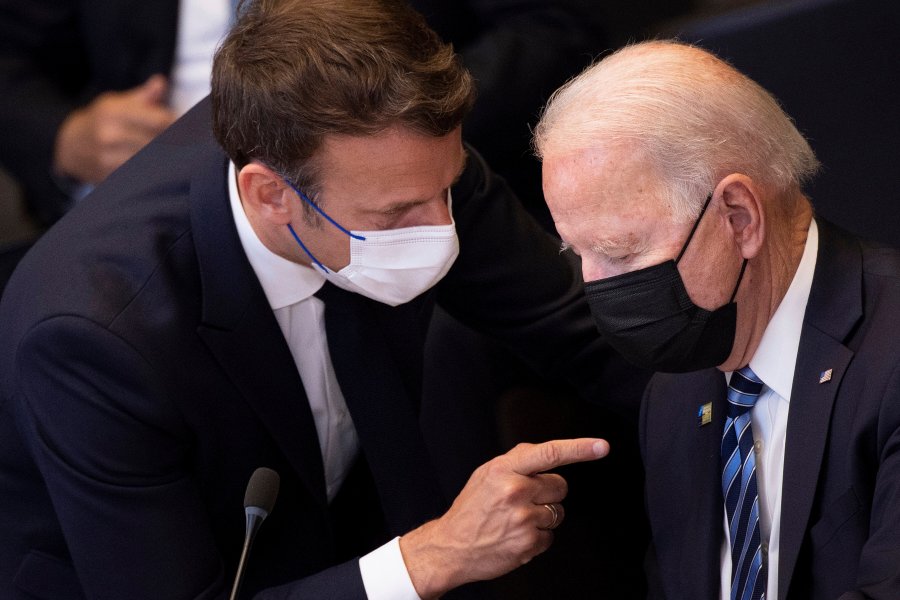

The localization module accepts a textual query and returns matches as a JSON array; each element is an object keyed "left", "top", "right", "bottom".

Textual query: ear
[
  {"left": 714, "top": 174, "right": 765, "bottom": 260},
  {"left": 237, "top": 162, "right": 295, "bottom": 226}
]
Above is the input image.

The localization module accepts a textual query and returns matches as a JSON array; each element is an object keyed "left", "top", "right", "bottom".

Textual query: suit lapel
[
  {"left": 647, "top": 370, "right": 728, "bottom": 597},
  {"left": 777, "top": 220, "right": 862, "bottom": 599},
  {"left": 692, "top": 370, "right": 731, "bottom": 598},
  {"left": 319, "top": 283, "right": 447, "bottom": 535},
  {"left": 190, "top": 146, "right": 327, "bottom": 506}
]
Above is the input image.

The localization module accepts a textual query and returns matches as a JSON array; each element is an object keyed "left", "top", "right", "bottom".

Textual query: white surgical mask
[{"left": 286, "top": 180, "right": 459, "bottom": 306}]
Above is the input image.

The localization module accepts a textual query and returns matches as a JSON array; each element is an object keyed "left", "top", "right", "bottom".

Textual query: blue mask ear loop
[
  {"left": 287, "top": 223, "right": 329, "bottom": 273},
  {"left": 283, "top": 178, "right": 366, "bottom": 274},
  {"left": 283, "top": 179, "right": 366, "bottom": 241},
  {"left": 729, "top": 258, "right": 748, "bottom": 303},
  {"left": 673, "top": 191, "right": 747, "bottom": 302}
]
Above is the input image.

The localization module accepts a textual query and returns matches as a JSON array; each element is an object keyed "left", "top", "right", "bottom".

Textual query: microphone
[{"left": 229, "top": 467, "right": 280, "bottom": 600}]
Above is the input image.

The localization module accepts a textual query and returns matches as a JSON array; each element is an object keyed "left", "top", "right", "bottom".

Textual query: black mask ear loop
[
  {"left": 729, "top": 259, "right": 748, "bottom": 302},
  {"left": 675, "top": 193, "right": 713, "bottom": 265},
  {"left": 674, "top": 191, "right": 747, "bottom": 302}
]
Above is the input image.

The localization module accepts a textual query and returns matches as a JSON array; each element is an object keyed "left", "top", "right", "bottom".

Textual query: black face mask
[{"left": 583, "top": 194, "right": 747, "bottom": 373}]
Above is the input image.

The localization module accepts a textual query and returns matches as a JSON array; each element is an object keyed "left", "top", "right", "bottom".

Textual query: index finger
[{"left": 506, "top": 438, "right": 609, "bottom": 476}]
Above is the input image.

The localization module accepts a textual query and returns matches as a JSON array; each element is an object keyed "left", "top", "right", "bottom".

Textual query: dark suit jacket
[
  {"left": 640, "top": 220, "right": 900, "bottom": 599},
  {"left": 410, "top": 0, "right": 607, "bottom": 229},
  {"left": 0, "top": 99, "right": 643, "bottom": 599}
]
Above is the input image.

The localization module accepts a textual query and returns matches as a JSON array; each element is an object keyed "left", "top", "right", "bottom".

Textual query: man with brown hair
[{"left": 0, "top": 1, "right": 646, "bottom": 598}]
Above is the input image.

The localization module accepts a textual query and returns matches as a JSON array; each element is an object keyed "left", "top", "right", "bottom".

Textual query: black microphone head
[{"left": 243, "top": 467, "right": 280, "bottom": 513}]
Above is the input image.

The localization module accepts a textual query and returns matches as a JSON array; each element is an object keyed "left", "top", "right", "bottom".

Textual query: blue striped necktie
[{"left": 721, "top": 366, "right": 767, "bottom": 600}]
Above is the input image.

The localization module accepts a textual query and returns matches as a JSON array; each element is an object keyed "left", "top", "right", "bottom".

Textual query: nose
[
  {"left": 581, "top": 261, "right": 604, "bottom": 284},
  {"left": 580, "top": 257, "right": 622, "bottom": 283},
  {"left": 418, "top": 192, "right": 453, "bottom": 226}
]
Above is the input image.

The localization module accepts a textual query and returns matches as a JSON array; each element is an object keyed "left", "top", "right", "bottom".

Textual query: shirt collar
[
  {"left": 747, "top": 218, "right": 819, "bottom": 402},
  {"left": 228, "top": 162, "right": 325, "bottom": 310}
]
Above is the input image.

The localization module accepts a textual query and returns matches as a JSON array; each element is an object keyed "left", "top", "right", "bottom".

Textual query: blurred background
[{"left": 0, "top": 0, "right": 771, "bottom": 252}]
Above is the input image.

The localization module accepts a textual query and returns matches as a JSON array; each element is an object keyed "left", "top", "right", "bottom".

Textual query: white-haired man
[{"left": 535, "top": 40, "right": 900, "bottom": 599}]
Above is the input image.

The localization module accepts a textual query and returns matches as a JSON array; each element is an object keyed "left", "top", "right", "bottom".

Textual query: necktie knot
[{"left": 727, "top": 366, "right": 764, "bottom": 417}]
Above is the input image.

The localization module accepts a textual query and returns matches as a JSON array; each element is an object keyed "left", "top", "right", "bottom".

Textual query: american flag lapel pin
[
  {"left": 697, "top": 402, "right": 712, "bottom": 426},
  {"left": 819, "top": 368, "right": 833, "bottom": 384}
]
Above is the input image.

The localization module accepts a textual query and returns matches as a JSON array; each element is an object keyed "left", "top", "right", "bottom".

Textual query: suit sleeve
[
  {"left": 416, "top": 0, "right": 601, "bottom": 171},
  {"left": 842, "top": 362, "right": 900, "bottom": 599},
  {"left": 11, "top": 315, "right": 368, "bottom": 600},
  {"left": 439, "top": 146, "right": 650, "bottom": 416},
  {"left": 410, "top": 0, "right": 605, "bottom": 227}
]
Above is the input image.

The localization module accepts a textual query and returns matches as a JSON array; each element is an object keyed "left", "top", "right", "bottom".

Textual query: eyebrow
[{"left": 587, "top": 233, "right": 645, "bottom": 256}]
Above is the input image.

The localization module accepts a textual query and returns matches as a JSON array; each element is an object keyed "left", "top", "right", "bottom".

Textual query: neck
[{"left": 720, "top": 192, "right": 813, "bottom": 371}]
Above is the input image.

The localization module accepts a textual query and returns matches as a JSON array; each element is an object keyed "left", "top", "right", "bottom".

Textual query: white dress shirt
[
  {"left": 169, "top": 0, "right": 231, "bottom": 115},
  {"left": 720, "top": 219, "right": 818, "bottom": 600},
  {"left": 228, "top": 164, "right": 420, "bottom": 600}
]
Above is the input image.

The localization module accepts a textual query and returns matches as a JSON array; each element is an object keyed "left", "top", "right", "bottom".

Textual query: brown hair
[{"left": 212, "top": 0, "right": 475, "bottom": 197}]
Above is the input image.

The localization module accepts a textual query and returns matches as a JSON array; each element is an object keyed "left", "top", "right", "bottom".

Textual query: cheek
[
  {"left": 323, "top": 234, "right": 352, "bottom": 270},
  {"left": 294, "top": 222, "right": 352, "bottom": 270},
  {"left": 581, "top": 259, "right": 603, "bottom": 283},
  {"left": 684, "top": 282, "right": 727, "bottom": 310},
  {"left": 679, "top": 250, "right": 741, "bottom": 310}
]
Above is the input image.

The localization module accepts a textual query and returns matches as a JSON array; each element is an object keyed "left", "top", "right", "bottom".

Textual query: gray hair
[{"left": 533, "top": 40, "right": 820, "bottom": 222}]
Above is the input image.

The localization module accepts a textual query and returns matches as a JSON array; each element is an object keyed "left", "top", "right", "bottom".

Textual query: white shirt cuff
[{"left": 359, "top": 536, "right": 421, "bottom": 600}]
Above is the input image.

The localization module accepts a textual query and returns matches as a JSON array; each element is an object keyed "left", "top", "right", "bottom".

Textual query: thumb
[{"left": 134, "top": 74, "right": 169, "bottom": 104}]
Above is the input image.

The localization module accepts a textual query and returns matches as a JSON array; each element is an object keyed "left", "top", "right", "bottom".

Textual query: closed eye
[
  {"left": 382, "top": 203, "right": 419, "bottom": 217},
  {"left": 605, "top": 253, "right": 632, "bottom": 263}
]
